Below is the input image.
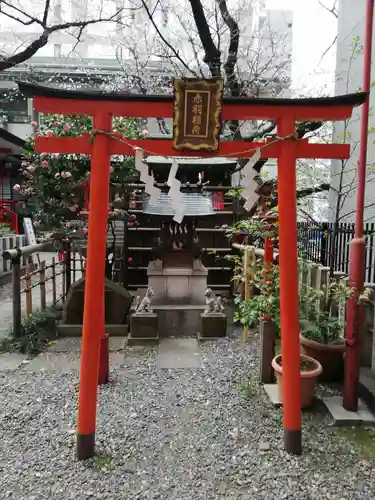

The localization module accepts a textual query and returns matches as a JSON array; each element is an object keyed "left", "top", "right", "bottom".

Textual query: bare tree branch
[
  {"left": 318, "top": 0, "right": 338, "bottom": 18},
  {"left": 139, "top": 0, "right": 198, "bottom": 77},
  {"left": 0, "top": 1, "right": 124, "bottom": 71}
]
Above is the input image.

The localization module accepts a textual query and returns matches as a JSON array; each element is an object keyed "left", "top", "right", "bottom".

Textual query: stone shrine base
[
  {"left": 153, "top": 304, "right": 206, "bottom": 337},
  {"left": 199, "top": 312, "right": 227, "bottom": 340},
  {"left": 128, "top": 312, "right": 159, "bottom": 346}
]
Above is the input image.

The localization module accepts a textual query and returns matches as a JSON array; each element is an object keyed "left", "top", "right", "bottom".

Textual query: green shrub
[{"left": 0, "top": 307, "right": 59, "bottom": 356}]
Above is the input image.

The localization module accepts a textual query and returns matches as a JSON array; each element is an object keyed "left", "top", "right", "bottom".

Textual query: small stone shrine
[{"left": 59, "top": 276, "right": 132, "bottom": 336}]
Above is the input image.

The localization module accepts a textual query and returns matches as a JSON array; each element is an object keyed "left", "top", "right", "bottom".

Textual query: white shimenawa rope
[
  {"left": 240, "top": 148, "right": 261, "bottom": 212},
  {"left": 167, "top": 159, "right": 185, "bottom": 224},
  {"left": 135, "top": 148, "right": 161, "bottom": 204}
]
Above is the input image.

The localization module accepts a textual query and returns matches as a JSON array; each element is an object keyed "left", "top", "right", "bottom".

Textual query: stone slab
[
  {"left": 23, "top": 353, "right": 80, "bottom": 373},
  {"left": 323, "top": 396, "right": 375, "bottom": 426},
  {"left": 47, "top": 337, "right": 126, "bottom": 352},
  {"left": 57, "top": 323, "right": 128, "bottom": 337},
  {"left": 127, "top": 335, "right": 159, "bottom": 347},
  {"left": 0, "top": 353, "right": 27, "bottom": 371},
  {"left": 158, "top": 338, "right": 201, "bottom": 369},
  {"left": 264, "top": 384, "right": 282, "bottom": 407}
]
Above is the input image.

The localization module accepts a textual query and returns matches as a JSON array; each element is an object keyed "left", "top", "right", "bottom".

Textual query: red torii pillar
[{"left": 18, "top": 81, "right": 365, "bottom": 458}]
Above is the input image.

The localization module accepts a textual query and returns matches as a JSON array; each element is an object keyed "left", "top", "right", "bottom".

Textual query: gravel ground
[{"left": 1, "top": 328, "right": 375, "bottom": 500}]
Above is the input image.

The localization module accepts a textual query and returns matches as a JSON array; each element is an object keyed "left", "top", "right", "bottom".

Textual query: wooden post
[
  {"left": 11, "top": 252, "right": 21, "bottom": 337},
  {"left": 52, "top": 257, "right": 57, "bottom": 304},
  {"left": 72, "top": 251, "right": 76, "bottom": 282},
  {"left": 62, "top": 257, "right": 66, "bottom": 303},
  {"left": 277, "top": 115, "right": 302, "bottom": 455},
  {"left": 122, "top": 196, "right": 130, "bottom": 287},
  {"left": 25, "top": 267, "right": 32, "bottom": 316},
  {"left": 39, "top": 261, "right": 46, "bottom": 311},
  {"left": 77, "top": 112, "right": 112, "bottom": 460},
  {"left": 243, "top": 246, "right": 255, "bottom": 342},
  {"left": 64, "top": 241, "right": 72, "bottom": 294}
]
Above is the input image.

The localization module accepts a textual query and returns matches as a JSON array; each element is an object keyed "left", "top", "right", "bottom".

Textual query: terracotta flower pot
[
  {"left": 271, "top": 353, "right": 323, "bottom": 408},
  {"left": 299, "top": 334, "right": 345, "bottom": 382}
]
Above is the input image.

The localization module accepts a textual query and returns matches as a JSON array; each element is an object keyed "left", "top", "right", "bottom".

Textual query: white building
[{"left": 331, "top": 0, "right": 375, "bottom": 223}]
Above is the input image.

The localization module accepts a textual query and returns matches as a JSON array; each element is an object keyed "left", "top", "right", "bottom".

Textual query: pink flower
[
  {"left": 61, "top": 171, "right": 72, "bottom": 179},
  {"left": 130, "top": 214, "right": 137, "bottom": 221},
  {"left": 41, "top": 160, "right": 49, "bottom": 167},
  {"left": 113, "top": 128, "right": 118, "bottom": 134},
  {"left": 127, "top": 257, "right": 133, "bottom": 263},
  {"left": 127, "top": 222, "right": 133, "bottom": 227},
  {"left": 46, "top": 130, "right": 54, "bottom": 137},
  {"left": 55, "top": 173, "right": 61, "bottom": 179},
  {"left": 51, "top": 121, "right": 57, "bottom": 127},
  {"left": 63, "top": 123, "right": 71, "bottom": 133},
  {"left": 26, "top": 166, "right": 36, "bottom": 173},
  {"left": 13, "top": 184, "right": 20, "bottom": 191},
  {"left": 31, "top": 120, "right": 38, "bottom": 128},
  {"left": 109, "top": 166, "right": 114, "bottom": 173},
  {"left": 142, "top": 129, "right": 149, "bottom": 137},
  {"left": 69, "top": 205, "right": 78, "bottom": 212}
]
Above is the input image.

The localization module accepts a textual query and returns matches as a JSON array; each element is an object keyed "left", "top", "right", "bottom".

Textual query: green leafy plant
[
  {"left": 298, "top": 275, "right": 354, "bottom": 344},
  {"left": 234, "top": 262, "right": 281, "bottom": 332},
  {"left": 0, "top": 307, "right": 59, "bottom": 356}
]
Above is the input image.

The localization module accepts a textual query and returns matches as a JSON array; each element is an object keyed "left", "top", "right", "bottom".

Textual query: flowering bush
[{"left": 20, "top": 114, "right": 142, "bottom": 229}]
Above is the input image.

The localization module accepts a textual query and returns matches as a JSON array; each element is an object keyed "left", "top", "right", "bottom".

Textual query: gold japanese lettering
[
  {"left": 193, "top": 93, "right": 203, "bottom": 104},
  {"left": 192, "top": 115, "right": 202, "bottom": 126}
]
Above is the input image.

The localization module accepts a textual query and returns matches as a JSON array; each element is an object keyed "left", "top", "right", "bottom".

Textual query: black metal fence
[{"left": 297, "top": 222, "right": 375, "bottom": 283}]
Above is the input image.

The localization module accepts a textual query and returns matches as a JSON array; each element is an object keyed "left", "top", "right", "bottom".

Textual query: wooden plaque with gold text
[{"left": 172, "top": 78, "right": 224, "bottom": 151}]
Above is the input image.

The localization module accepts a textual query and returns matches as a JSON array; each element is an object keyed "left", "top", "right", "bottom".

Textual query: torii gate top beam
[
  {"left": 17, "top": 82, "right": 366, "bottom": 161},
  {"left": 19, "top": 81, "right": 366, "bottom": 121}
]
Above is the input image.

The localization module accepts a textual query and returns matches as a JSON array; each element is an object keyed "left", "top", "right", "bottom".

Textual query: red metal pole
[
  {"left": 343, "top": 0, "right": 374, "bottom": 411},
  {"left": 76, "top": 112, "right": 112, "bottom": 459},
  {"left": 277, "top": 116, "right": 302, "bottom": 454}
]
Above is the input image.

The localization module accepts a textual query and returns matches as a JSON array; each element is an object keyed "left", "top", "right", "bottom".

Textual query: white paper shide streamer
[
  {"left": 135, "top": 148, "right": 161, "bottom": 204},
  {"left": 167, "top": 159, "right": 185, "bottom": 223},
  {"left": 240, "top": 149, "right": 261, "bottom": 212}
]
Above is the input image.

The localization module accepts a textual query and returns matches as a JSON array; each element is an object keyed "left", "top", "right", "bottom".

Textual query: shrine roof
[
  {"left": 17, "top": 81, "right": 366, "bottom": 108},
  {"left": 143, "top": 192, "right": 214, "bottom": 216}
]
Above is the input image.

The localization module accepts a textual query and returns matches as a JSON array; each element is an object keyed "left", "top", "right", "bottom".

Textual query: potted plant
[
  {"left": 272, "top": 353, "right": 322, "bottom": 408},
  {"left": 299, "top": 316, "right": 346, "bottom": 382},
  {"left": 298, "top": 274, "right": 355, "bottom": 382}
]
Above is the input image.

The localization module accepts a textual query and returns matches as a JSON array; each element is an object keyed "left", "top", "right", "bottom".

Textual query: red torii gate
[{"left": 18, "top": 82, "right": 365, "bottom": 460}]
